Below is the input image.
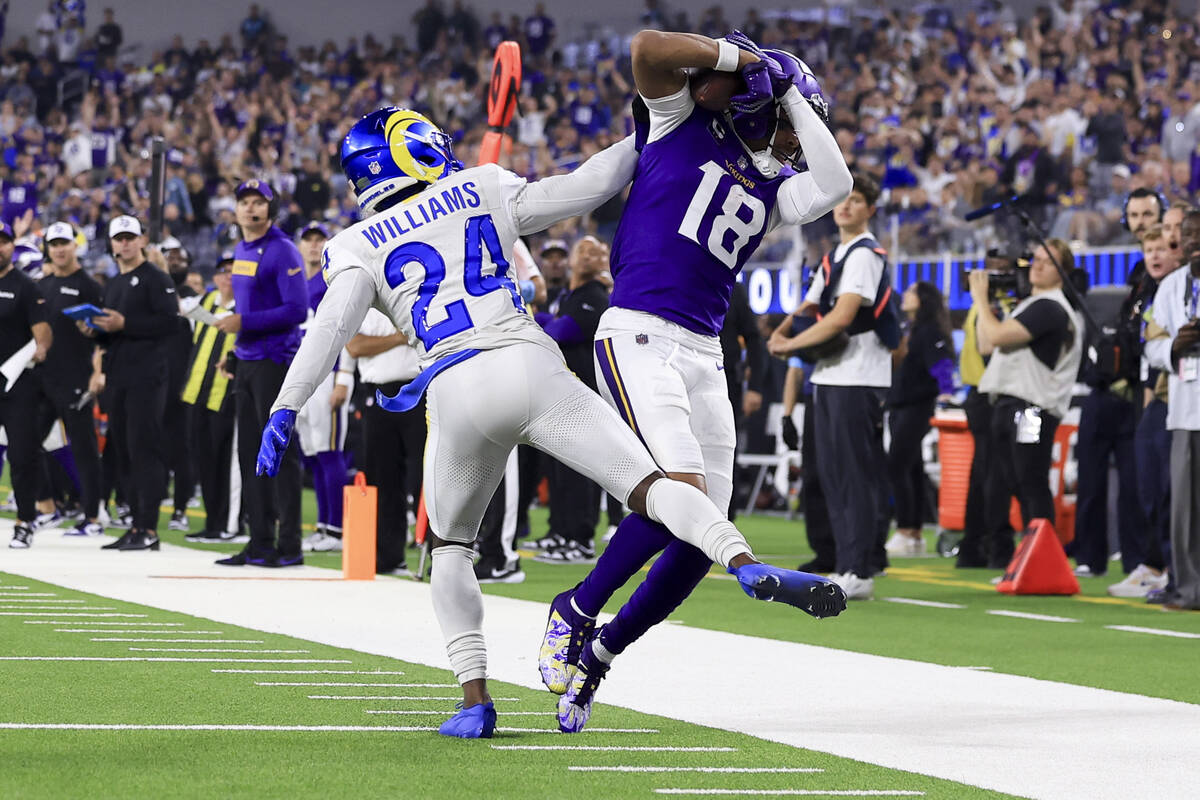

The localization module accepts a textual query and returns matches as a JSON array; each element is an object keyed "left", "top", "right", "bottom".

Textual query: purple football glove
[
  {"left": 724, "top": 29, "right": 766, "bottom": 58},
  {"left": 730, "top": 59, "right": 773, "bottom": 115}
]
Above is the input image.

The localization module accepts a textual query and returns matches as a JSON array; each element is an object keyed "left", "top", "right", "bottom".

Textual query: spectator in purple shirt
[
  {"left": 524, "top": 3, "right": 555, "bottom": 57},
  {"left": 214, "top": 178, "right": 307, "bottom": 568}
]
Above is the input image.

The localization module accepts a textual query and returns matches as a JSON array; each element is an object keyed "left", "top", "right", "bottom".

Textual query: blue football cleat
[
  {"left": 539, "top": 588, "right": 596, "bottom": 695},
  {"left": 438, "top": 702, "right": 496, "bottom": 739},
  {"left": 731, "top": 563, "right": 847, "bottom": 619}
]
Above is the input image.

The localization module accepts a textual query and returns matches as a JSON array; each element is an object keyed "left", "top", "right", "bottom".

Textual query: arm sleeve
[
  {"left": 770, "top": 88, "right": 854, "bottom": 229},
  {"left": 643, "top": 85, "right": 695, "bottom": 144},
  {"left": 240, "top": 244, "right": 309, "bottom": 333},
  {"left": 272, "top": 267, "right": 375, "bottom": 413},
  {"left": 121, "top": 272, "right": 178, "bottom": 338},
  {"left": 508, "top": 136, "right": 638, "bottom": 235}
]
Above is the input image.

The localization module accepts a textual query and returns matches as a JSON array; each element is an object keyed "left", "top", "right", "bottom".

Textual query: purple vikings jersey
[
  {"left": 306, "top": 269, "right": 327, "bottom": 313},
  {"left": 609, "top": 104, "right": 792, "bottom": 336}
]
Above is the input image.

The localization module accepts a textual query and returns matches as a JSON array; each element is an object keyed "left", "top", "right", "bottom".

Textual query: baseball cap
[
  {"left": 236, "top": 178, "right": 275, "bottom": 203},
  {"left": 214, "top": 249, "right": 236, "bottom": 272},
  {"left": 1112, "top": 164, "right": 1132, "bottom": 179},
  {"left": 540, "top": 239, "right": 568, "bottom": 256},
  {"left": 160, "top": 235, "right": 182, "bottom": 251},
  {"left": 0, "top": 221, "right": 13, "bottom": 241},
  {"left": 45, "top": 221, "right": 75, "bottom": 243},
  {"left": 109, "top": 215, "right": 143, "bottom": 238},
  {"left": 299, "top": 221, "right": 330, "bottom": 239}
]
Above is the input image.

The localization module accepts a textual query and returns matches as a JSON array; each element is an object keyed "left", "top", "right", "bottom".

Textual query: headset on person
[{"left": 1120, "top": 188, "right": 1168, "bottom": 231}]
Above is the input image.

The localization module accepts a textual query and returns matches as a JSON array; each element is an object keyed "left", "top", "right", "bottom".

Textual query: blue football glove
[
  {"left": 256, "top": 408, "right": 297, "bottom": 477},
  {"left": 519, "top": 279, "right": 536, "bottom": 303},
  {"left": 730, "top": 59, "right": 773, "bottom": 115}
]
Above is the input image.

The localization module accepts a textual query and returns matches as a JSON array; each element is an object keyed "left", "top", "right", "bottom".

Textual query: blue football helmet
[
  {"left": 341, "top": 108, "right": 463, "bottom": 216},
  {"left": 729, "top": 48, "right": 829, "bottom": 179}
]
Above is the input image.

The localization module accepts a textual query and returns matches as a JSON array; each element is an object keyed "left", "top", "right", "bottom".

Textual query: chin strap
[{"left": 725, "top": 111, "right": 783, "bottom": 179}]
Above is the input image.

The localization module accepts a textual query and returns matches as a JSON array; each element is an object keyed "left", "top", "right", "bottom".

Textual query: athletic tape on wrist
[{"left": 715, "top": 39, "right": 740, "bottom": 72}]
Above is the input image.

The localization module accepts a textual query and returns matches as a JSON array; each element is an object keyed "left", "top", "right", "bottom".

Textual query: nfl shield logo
[
  {"left": 737, "top": 156, "right": 748, "bottom": 170},
  {"left": 635, "top": 334, "right": 649, "bottom": 345},
  {"left": 368, "top": 161, "right": 382, "bottom": 175}
]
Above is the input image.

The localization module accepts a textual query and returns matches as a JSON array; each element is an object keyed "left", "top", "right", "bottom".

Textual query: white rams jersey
[{"left": 322, "top": 163, "right": 559, "bottom": 367}]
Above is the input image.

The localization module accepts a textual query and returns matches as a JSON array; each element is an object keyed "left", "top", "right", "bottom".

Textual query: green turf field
[
  {"left": 0, "top": 571, "right": 1018, "bottom": 800},
  {"left": 2, "top": 481, "right": 1198, "bottom": 799}
]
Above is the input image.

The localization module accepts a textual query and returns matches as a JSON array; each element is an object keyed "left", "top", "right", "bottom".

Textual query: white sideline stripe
[
  {"left": 986, "top": 610, "right": 1079, "bottom": 623},
  {"left": 366, "top": 710, "right": 546, "bottom": 715},
  {"left": 0, "top": 657, "right": 350, "bottom": 663},
  {"left": 0, "top": 592, "right": 56, "bottom": 596},
  {"left": 0, "top": 606, "right": 116, "bottom": 611},
  {"left": 94, "top": 638, "right": 262, "bottom": 643},
  {"left": 653, "top": 791, "right": 924, "bottom": 797},
  {"left": 214, "top": 670, "right": 406, "bottom": 675},
  {"left": 883, "top": 597, "right": 966, "bottom": 610},
  {"left": 24, "top": 621, "right": 179, "bottom": 626},
  {"left": 0, "top": 723, "right": 456, "bottom": 733},
  {"left": 127, "top": 648, "right": 309, "bottom": 653},
  {"left": 488, "top": 727, "right": 658, "bottom": 734},
  {"left": 0, "top": 597, "right": 80, "bottom": 603},
  {"left": 569, "top": 767, "right": 824, "bottom": 774},
  {"left": 0, "top": 585, "right": 30, "bottom": 589},
  {"left": 1106, "top": 625, "right": 1200, "bottom": 640},
  {"left": 57, "top": 630, "right": 224, "bottom": 634},
  {"left": 310, "top": 695, "right": 521, "bottom": 701},
  {"left": 492, "top": 746, "right": 737, "bottom": 752},
  {"left": 257, "top": 682, "right": 449, "bottom": 687},
  {"left": 0, "top": 612, "right": 145, "bottom": 617}
]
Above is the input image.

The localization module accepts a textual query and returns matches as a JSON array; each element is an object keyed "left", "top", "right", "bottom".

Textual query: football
[{"left": 689, "top": 69, "right": 743, "bottom": 111}]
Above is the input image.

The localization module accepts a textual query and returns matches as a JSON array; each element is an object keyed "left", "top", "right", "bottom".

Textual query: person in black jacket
[
  {"left": 86, "top": 216, "right": 178, "bottom": 551},
  {"left": 0, "top": 220, "right": 52, "bottom": 549},
  {"left": 33, "top": 222, "right": 105, "bottom": 537},
  {"left": 884, "top": 281, "right": 956, "bottom": 557}
]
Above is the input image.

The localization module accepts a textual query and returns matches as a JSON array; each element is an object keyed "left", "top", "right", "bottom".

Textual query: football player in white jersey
[{"left": 255, "top": 108, "right": 845, "bottom": 739}]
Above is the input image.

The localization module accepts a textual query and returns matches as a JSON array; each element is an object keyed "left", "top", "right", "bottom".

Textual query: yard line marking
[
  {"left": 653, "top": 791, "right": 925, "bottom": 797},
  {"left": 0, "top": 612, "right": 146, "bottom": 617},
  {"left": 492, "top": 746, "right": 736, "bottom": 752},
  {"left": 24, "top": 621, "right": 180, "bottom": 626},
  {"left": 93, "top": 638, "right": 262, "bottom": 643},
  {"left": 366, "top": 710, "right": 546, "bottom": 715},
  {"left": 0, "top": 606, "right": 117, "bottom": 611},
  {"left": 0, "top": 597, "right": 81, "bottom": 603},
  {"left": 0, "top": 585, "right": 30, "bottom": 589},
  {"left": 256, "top": 682, "right": 450, "bottom": 688},
  {"left": 0, "top": 592, "right": 56, "bottom": 597},
  {"left": 213, "top": 670, "right": 406, "bottom": 675},
  {"left": 985, "top": 610, "right": 1080, "bottom": 623},
  {"left": 127, "top": 648, "right": 309, "bottom": 653},
  {"left": 570, "top": 767, "right": 823, "bottom": 774},
  {"left": 0, "top": 723, "right": 462, "bottom": 733},
  {"left": 1107, "top": 625, "right": 1200, "bottom": 640},
  {"left": 310, "top": 695, "right": 521, "bottom": 701},
  {"left": 57, "top": 630, "right": 224, "bottom": 634},
  {"left": 883, "top": 597, "right": 966, "bottom": 610},
  {"left": 0, "top": 662, "right": 350, "bottom": 666},
  {"left": 492, "top": 727, "right": 658, "bottom": 734}
]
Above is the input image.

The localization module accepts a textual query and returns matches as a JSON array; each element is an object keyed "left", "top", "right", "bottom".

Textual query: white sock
[
  {"left": 643, "top": 478, "right": 753, "bottom": 568},
  {"left": 591, "top": 637, "right": 615, "bottom": 665},
  {"left": 430, "top": 545, "right": 487, "bottom": 684}
]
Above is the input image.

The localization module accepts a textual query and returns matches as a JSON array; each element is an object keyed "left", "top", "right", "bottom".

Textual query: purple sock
[
  {"left": 51, "top": 446, "right": 81, "bottom": 496},
  {"left": 599, "top": 540, "right": 712, "bottom": 656},
  {"left": 315, "top": 451, "right": 347, "bottom": 533},
  {"left": 572, "top": 514, "right": 673, "bottom": 617}
]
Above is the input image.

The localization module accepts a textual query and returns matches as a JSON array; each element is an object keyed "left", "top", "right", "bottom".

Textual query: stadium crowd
[{"left": 1, "top": 0, "right": 1199, "bottom": 611}]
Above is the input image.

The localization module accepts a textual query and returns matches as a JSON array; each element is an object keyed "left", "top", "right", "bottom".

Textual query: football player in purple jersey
[{"left": 541, "top": 29, "right": 853, "bottom": 732}]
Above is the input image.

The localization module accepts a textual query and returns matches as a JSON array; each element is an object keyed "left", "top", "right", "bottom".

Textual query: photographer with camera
[
  {"left": 1073, "top": 189, "right": 1165, "bottom": 580},
  {"left": 1144, "top": 208, "right": 1200, "bottom": 611},
  {"left": 955, "top": 252, "right": 1020, "bottom": 568},
  {"left": 970, "top": 238, "right": 1084, "bottom": 566}
]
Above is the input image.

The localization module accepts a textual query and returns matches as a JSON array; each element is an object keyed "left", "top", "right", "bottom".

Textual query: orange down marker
[{"left": 342, "top": 472, "right": 377, "bottom": 580}]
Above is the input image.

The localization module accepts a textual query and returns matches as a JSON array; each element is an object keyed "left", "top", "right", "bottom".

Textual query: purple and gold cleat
[
  {"left": 539, "top": 588, "right": 596, "bottom": 695},
  {"left": 557, "top": 630, "right": 609, "bottom": 734}
]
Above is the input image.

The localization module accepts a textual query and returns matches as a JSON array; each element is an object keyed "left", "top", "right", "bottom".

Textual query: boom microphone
[{"left": 963, "top": 195, "right": 1031, "bottom": 222}]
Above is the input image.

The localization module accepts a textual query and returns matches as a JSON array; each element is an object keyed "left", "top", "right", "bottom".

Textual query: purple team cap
[
  {"left": 236, "top": 178, "right": 275, "bottom": 203},
  {"left": 0, "top": 221, "right": 13, "bottom": 241},
  {"left": 299, "top": 221, "right": 330, "bottom": 239}
]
